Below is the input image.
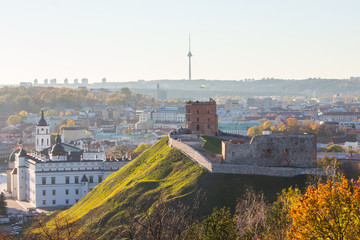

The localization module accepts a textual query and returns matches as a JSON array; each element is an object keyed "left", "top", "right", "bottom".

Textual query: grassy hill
[{"left": 31, "top": 136, "right": 308, "bottom": 239}]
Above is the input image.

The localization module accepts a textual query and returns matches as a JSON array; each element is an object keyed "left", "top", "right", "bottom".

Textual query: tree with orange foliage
[{"left": 289, "top": 177, "right": 360, "bottom": 239}]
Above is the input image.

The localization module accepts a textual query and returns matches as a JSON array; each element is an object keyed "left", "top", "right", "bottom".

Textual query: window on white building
[
  {"left": 52, "top": 200, "right": 56, "bottom": 205},
  {"left": 52, "top": 190, "right": 56, "bottom": 196},
  {"left": 65, "top": 189, "right": 69, "bottom": 195},
  {"left": 98, "top": 176, "right": 102, "bottom": 183},
  {"left": 43, "top": 200, "right": 46, "bottom": 205},
  {"left": 66, "top": 199, "right": 69, "bottom": 204},
  {"left": 42, "top": 190, "right": 46, "bottom": 196},
  {"left": 66, "top": 176, "right": 70, "bottom": 184},
  {"left": 89, "top": 176, "right": 93, "bottom": 183},
  {"left": 75, "top": 176, "right": 79, "bottom": 184},
  {"left": 51, "top": 177, "right": 55, "bottom": 184},
  {"left": 75, "top": 189, "right": 79, "bottom": 195},
  {"left": 42, "top": 177, "right": 46, "bottom": 185}
]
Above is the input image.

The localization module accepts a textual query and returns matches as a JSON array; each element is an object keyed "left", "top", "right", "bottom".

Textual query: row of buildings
[{"left": 7, "top": 111, "right": 129, "bottom": 208}]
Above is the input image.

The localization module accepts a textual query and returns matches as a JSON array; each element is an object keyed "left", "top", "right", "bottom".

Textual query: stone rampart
[
  {"left": 168, "top": 134, "right": 328, "bottom": 177},
  {"left": 168, "top": 135, "right": 213, "bottom": 171}
]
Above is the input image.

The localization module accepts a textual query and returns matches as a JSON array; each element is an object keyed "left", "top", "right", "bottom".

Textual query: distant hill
[
  {"left": 30, "top": 136, "right": 307, "bottom": 239},
  {"left": 91, "top": 78, "right": 360, "bottom": 99}
]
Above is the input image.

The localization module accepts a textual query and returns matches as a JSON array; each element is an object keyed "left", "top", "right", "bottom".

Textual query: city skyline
[{"left": 1, "top": 1, "right": 360, "bottom": 84}]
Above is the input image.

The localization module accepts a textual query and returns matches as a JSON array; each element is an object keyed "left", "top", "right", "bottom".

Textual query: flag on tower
[{"left": 201, "top": 84, "right": 205, "bottom": 88}]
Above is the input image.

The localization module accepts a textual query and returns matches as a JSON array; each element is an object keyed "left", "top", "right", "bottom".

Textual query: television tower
[{"left": 187, "top": 34, "right": 192, "bottom": 80}]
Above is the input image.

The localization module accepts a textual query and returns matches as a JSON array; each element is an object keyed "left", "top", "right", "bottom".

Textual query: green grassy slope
[
  {"left": 37, "top": 136, "right": 307, "bottom": 239},
  {"left": 201, "top": 135, "right": 222, "bottom": 154}
]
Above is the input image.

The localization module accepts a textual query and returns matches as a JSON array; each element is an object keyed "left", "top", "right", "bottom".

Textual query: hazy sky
[{"left": 1, "top": 0, "right": 360, "bottom": 84}]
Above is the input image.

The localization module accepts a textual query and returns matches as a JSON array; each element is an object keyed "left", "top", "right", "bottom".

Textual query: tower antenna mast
[{"left": 187, "top": 34, "right": 192, "bottom": 80}]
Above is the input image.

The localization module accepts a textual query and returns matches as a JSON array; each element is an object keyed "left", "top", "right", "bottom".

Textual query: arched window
[
  {"left": 41, "top": 139, "right": 44, "bottom": 145},
  {"left": 265, "top": 149, "right": 271, "bottom": 156}
]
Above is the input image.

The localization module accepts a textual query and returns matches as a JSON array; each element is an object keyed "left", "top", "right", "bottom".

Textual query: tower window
[
  {"left": 208, "top": 118, "right": 210, "bottom": 122},
  {"left": 187, "top": 117, "right": 190, "bottom": 122},
  {"left": 265, "top": 149, "right": 272, "bottom": 156},
  {"left": 208, "top": 124, "right": 210, "bottom": 129},
  {"left": 197, "top": 118, "right": 199, "bottom": 122},
  {"left": 197, "top": 110, "right": 199, "bottom": 114}
]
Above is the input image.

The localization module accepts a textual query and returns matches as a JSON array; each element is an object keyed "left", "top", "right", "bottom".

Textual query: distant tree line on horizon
[{"left": 0, "top": 86, "right": 155, "bottom": 114}]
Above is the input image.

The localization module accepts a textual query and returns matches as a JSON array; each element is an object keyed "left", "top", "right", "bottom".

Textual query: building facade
[
  {"left": 10, "top": 112, "right": 129, "bottom": 208},
  {"left": 185, "top": 99, "right": 218, "bottom": 135}
]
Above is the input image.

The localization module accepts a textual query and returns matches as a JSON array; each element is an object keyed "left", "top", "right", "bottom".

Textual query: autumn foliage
[{"left": 289, "top": 177, "right": 360, "bottom": 239}]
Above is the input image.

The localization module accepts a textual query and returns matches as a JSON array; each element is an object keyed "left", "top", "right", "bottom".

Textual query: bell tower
[{"left": 35, "top": 110, "right": 51, "bottom": 151}]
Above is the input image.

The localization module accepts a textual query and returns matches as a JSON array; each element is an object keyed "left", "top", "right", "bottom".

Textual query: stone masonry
[
  {"left": 222, "top": 134, "right": 317, "bottom": 168},
  {"left": 168, "top": 134, "right": 327, "bottom": 177}
]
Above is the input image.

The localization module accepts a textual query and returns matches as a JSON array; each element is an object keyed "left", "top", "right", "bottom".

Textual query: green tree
[
  {"left": 7, "top": 115, "right": 22, "bottom": 125},
  {"left": 187, "top": 207, "right": 237, "bottom": 240},
  {"left": 266, "top": 187, "right": 302, "bottom": 240},
  {"left": 0, "top": 192, "right": 7, "bottom": 216},
  {"left": 120, "top": 87, "right": 132, "bottom": 97},
  {"left": 327, "top": 144, "right": 344, "bottom": 152},
  {"left": 44, "top": 110, "right": 57, "bottom": 117}
]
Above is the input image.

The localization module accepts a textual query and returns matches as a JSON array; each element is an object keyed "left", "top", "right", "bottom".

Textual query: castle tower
[
  {"left": 35, "top": 110, "right": 51, "bottom": 151},
  {"left": 185, "top": 99, "right": 218, "bottom": 135},
  {"left": 187, "top": 35, "right": 192, "bottom": 80}
]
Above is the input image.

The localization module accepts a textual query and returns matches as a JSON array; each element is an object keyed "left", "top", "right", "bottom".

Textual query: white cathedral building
[{"left": 9, "top": 110, "right": 130, "bottom": 208}]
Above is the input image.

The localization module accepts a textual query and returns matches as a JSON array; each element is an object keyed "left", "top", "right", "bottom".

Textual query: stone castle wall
[
  {"left": 168, "top": 134, "right": 325, "bottom": 177},
  {"left": 222, "top": 135, "right": 317, "bottom": 168}
]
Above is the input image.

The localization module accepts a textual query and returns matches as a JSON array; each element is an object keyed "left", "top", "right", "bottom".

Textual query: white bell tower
[{"left": 35, "top": 110, "right": 51, "bottom": 151}]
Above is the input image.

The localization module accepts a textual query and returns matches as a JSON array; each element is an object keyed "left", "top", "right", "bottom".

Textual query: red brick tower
[{"left": 185, "top": 99, "right": 218, "bottom": 135}]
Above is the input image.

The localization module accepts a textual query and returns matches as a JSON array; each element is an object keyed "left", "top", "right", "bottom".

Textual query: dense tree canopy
[
  {"left": 0, "top": 86, "right": 153, "bottom": 113},
  {"left": 289, "top": 177, "right": 360, "bottom": 239}
]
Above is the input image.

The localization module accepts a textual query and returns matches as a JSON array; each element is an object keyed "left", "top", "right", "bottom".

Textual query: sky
[{"left": 1, "top": 0, "right": 360, "bottom": 84}]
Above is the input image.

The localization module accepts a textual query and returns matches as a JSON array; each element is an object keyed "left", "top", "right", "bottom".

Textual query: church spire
[{"left": 37, "top": 109, "right": 48, "bottom": 126}]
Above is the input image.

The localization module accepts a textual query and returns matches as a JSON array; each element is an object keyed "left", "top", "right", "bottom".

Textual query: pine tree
[{"left": 0, "top": 192, "right": 7, "bottom": 216}]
